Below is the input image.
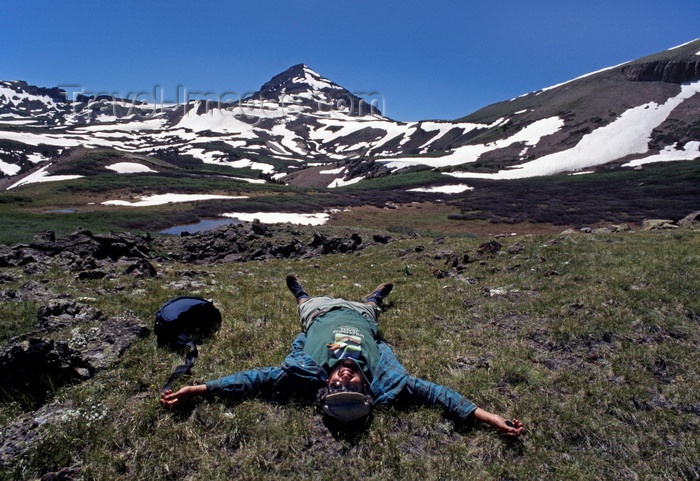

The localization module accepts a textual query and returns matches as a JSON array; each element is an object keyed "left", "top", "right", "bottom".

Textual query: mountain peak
[{"left": 259, "top": 64, "right": 342, "bottom": 95}]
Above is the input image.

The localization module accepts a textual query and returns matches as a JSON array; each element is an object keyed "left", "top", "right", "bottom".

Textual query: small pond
[{"left": 158, "top": 217, "right": 244, "bottom": 235}]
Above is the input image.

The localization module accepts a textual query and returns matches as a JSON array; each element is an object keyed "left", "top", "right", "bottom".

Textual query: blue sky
[{"left": 1, "top": 0, "right": 698, "bottom": 121}]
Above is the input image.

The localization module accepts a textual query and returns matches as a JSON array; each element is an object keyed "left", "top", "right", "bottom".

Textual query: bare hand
[
  {"left": 496, "top": 417, "right": 524, "bottom": 437},
  {"left": 472, "top": 408, "right": 524, "bottom": 437},
  {"left": 159, "top": 384, "right": 207, "bottom": 408}
]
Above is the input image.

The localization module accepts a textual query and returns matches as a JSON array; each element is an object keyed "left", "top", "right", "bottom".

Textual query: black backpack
[{"left": 154, "top": 296, "right": 222, "bottom": 393}]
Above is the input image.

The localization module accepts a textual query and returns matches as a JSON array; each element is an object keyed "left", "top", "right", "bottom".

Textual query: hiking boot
[
  {"left": 362, "top": 282, "right": 393, "bottom": 305},
  {"left": 286, "top": 274, "right": 309, "bottom": 301}
]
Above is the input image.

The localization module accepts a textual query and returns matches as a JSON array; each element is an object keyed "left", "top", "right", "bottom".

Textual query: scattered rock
[
  {"left": 0, "top": 308, "right": 147, "bottom": 403},
  {"left": 373, "top": 234, "right": 391, "bottom": 244},
  {"left": 24, "top": 262, "right": 48, "bottom": 275},
  {"left": 0, "top": 281, "right": 57, "bottom": 302},
  {"left": 77, "top": 269, "right": 109, "bottom": 281},
  {"left": 641, "top": 219, "right": 677, "bottom": 231},
  {"left": 476, "top": 240, "right": 502, "bottom": 256},
  {"left": 0, "top": 400, "right": 76, "bottom": 466},
  {"left": 172, "top": 224, "right": 374, "bottom": 264},
  {"left": 37, "top": 300, "right": 105, "bottom": 332},
  {"left": 124, "top": 259, "right": 157, "bottom": 278},
  {"left": 0, "top": 338, "right": 90, "bottom": 404},
  {"left": 1, "top": 229, "right": 152, "bottom": 270},
  {"left": 0, "top": 273, "right": 18, "bottom": 283},
  {"left": 453, "top": 356, "right": 490, "bottom": 370},
  {"left": 40, "top": 463, "right": 81, "bottom": 481},
  {"left": 611, "top": 223, "right": 632, "bottom": 232},
  {"left": 432, "top": 269, "right": 449, "bottom": 279},
  {"left": 507, "top": 242, "right": 525, "bottom": 254},
  {"left": 678, "top": 210, "right": 700, "bottom": 227},
  {"left": 250, "top": 219, "right": 271, "bottom": 236},
  {"left": 81, "top": 310, "right": 149, "bottom": 371}
]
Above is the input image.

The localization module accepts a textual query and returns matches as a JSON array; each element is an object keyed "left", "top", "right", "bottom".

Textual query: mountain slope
[{"left": 0, "top": 40, "right": 698, "bottom": 190}]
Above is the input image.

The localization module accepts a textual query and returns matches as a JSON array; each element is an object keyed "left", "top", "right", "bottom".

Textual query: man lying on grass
[{"left": 160, "top": 275, "right": 523, "bottom": 436}]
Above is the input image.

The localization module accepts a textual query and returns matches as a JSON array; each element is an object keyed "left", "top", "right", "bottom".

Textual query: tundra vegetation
[{"left": 0, "top": 221, "right": 698, "bottom": 480}]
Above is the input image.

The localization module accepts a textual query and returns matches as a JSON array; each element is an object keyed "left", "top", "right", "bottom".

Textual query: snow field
[
  {"left": 105, "top": 162, "right": 156, "bottom": 173},
  {"left": 447, "top": 80, "right": 700, "bottom": 180},
  {"left": 222, "top": 211, "right": 329, "bottom": 225},
  {"left": 102, "top": 193, "right": 248, "bottom": 207},
  {"left": 7, "top": 164, "right": 83, "bottom": 190}
]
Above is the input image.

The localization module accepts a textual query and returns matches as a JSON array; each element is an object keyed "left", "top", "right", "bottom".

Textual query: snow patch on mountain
[
  {"left": 7, "top": 164, "right": 83, "bottom": 189},
  {"left": 102, "top": 193, "right": 248, "bottom": 207},
  {"left": 290, "top": 66, "right": 337, "bottom": 91},
  {"left": 105, "top": 162, "right": 156, "bottom": 173},
  {"left": 622, "top": 141, "right": 700, "bottom": 167},
  {"left": 0, "top": 130, "right": 82, "bottom": 147},
  {"left": 222, "top": 211, "right": 329, "bottom": 225},
  {"left": 447, "top": 80, "right": 700, "bottom": 179},
  {"left": 227, "top": 159, "right": 275, "bottom": 173},
  {"left": 173, "top": 106, "right": 257, "bottom": 134},
  {"left": 408, "top": 184, "right": 474, "bottom": 194},
  {"left": 328, "top": 176, "right": 363, "bottom": 188},
  {"left": 0, "top": 84, "right": 60, "bottom": 110},
  {"left": 379, "top": 116, "right": 564, "bottom": 170},
  {"left": 75, "top": 118, "right": 167, "bottom": 133},
  {"left": 0, "top": 159, "right": 21, "bottom": 176}
]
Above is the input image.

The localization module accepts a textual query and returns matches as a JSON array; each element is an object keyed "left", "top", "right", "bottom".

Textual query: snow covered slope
[{"left": 1, "top": 39, "right": 698, "bottom": 189}]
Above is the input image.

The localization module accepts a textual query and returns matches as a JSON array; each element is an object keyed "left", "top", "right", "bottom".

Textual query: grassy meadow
[{"left": 1, "top": 227, "right": 698, "bottom": 480}]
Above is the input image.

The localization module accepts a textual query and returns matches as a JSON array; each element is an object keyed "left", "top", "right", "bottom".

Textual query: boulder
[
  {"left": 77, "top": 269, "right": 109, "bottom": 280},
  {"left": 678, "top": 211, "right": 700, "bottom": 227},
  {"left": 0, "top": 309, "right": 147, "bottom": 402},
  {"left": 124, "top": 259, "right": 157, "bottom": 278},
  {"left": 477, "top": 240, "right": 502, "bottom": 256},
  {"left": 0, "top": 400, "right": 78, "bottom": 467},
  {"left": 0, "top": 338, "right": 89, "bottom": 404},
  {"left": 81, "top": 310, "right": 149, "bottom": 371},
  {"left": 37, "top": 300, "right": 105, "bottom": 332},
  {"left": 251, "top": 219, "right": 271, "bottom": 236},
  {"left": 611, "top": 224, "right": 632, "bottom": 232},
  {"left": 641, "top": 219, "right": 677, "bottom": 231},
  {"left": 508, "top": 242, "right": 525, "bottom": 255},
  {"left": 1, "top": 281, "right": 57, "bottom": 302},
  {"left": 373, "top": 234, "right": 391, "bottom": 244}
]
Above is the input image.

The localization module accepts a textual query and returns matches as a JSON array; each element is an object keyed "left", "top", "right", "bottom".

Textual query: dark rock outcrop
[
  {"left": 0, "top": 338, "right": 89, "bottom": 404},
  {"left": 37, "top": 300, "right": 104, "bottom": 332},
  {"left": 173, "top": 224, "right": 373, "bottom": 264},
  {"left": 0, "top": 308, "right": 148, "bottom": 404},
  {"left": 620, "top": 59, "right": 700, "bottom": 84},
  {"left": 477, "top": 240, "right": 502, "bottom": 256},
  {"left": 0, "top": 400, "right": 78, "bottom": 467},
  {"left": 81, "top": 310, "right": 149, "bottom": 370}
]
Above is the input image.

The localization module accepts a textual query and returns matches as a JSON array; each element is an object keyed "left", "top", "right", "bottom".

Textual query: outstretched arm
[
  {"left": 472, "top": 408, "right": 523, "bottom": 436},
  {"left": 399, "top": 377, "right": 523, "bottom": 436},
  {"left": 160, "top": 384, "right": 208, "bottom": 408},
  {"left": 160, "top": 366, "right": 286, "bottom": 408}
]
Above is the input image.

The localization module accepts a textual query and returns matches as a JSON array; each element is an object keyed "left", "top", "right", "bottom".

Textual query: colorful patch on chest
[{"left": 327, "top": 333, "right": 362, "bottom": 359}]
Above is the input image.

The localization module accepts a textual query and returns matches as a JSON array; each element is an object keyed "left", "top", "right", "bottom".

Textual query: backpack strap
[{"left": 160, "top": 333, "right": 198, "bottom": 394}]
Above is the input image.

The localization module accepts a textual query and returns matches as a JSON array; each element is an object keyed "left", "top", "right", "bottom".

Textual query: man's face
[{"left": 327, "top": 359, "right": 365, "bottom": 393}]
